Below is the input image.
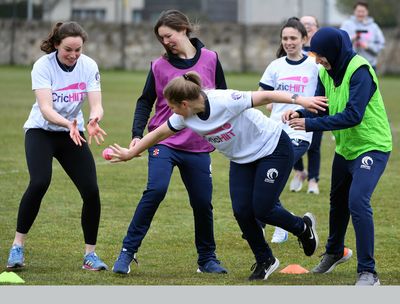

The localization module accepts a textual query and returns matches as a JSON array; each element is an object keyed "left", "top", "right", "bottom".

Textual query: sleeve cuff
[{"left": 295, "top": 110, "right": 304, "bottom": 118}]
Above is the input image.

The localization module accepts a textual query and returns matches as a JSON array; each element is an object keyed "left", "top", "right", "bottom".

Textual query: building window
[
  {"left": 72, "top": 9, "right": 106, "bottom": 22},
  {"left": 132, "top": 9, "right": 142, "bottom": 24}
]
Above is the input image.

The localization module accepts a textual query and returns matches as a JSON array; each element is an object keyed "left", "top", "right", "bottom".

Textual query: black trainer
[
  {"left": 297, "top": 212, "right": 319, "bottom": 256},
  {"left": 312, "top": 247, "right": 353, "bottom": 273},
  {"left": 248, "top": 257, "right": 280, "bottom": 281}
]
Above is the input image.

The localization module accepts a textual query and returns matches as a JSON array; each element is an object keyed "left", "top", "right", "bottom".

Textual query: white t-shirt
[
  {"left": 168, "top": 90, "right": 283, "bottom": 164},
  {"left": 24, "top": 52, "right": 101, "bottom": 132},
  {"left": 259, "top": 56, "right": 319, "bottom": 143}
]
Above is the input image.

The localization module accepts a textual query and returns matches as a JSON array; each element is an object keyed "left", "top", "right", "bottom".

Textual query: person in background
[
  {"left": 290, "top": 15, "right": 323, "bottom": 195},
  {"left": 340, "top": 0, "right": 385, "bottom": 71},
  {"left": 6, "top": 21, "right": 108, "bottom": 271},
  {"left": 258, "top": 17, "right": 319, "bottom": 243},
  {"left": 112, "top": 10, "right": 228, "bottom": 275},
  {"left": 109, "top": 71, "right": 326, "bottom": 281},
  {"left": 285, "top": 27, "right": 392, "bottom": 286}
]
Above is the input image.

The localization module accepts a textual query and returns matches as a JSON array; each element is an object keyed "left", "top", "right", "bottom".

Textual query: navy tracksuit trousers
[
  {"left": 229, "top": 131, "right": 306, "bottom": 263},
  {"left": 293, "top": 130, "right": 323, "bottom": 181},
  {"left": 122, "top": 144, "right": 217, "bottom": 266},
  {"left": 326, "top": 150, "right": 390, "bottom": 273}
]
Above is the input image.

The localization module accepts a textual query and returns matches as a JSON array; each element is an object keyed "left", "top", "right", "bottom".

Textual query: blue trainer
[
  {"left": 82, "top": 252, "right": 108, "bottom": 271},
  {"left": 197, "top": 259, "right": 228, "bottom": 274},
  {"left": 7, "top": 245, "right": 25, "bottom": 269},
  {"left": 112, "top": 249, "right": 138, "bottom": 274}
]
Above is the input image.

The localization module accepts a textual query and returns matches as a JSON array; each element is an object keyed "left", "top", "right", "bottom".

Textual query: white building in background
[
  {"left": 25, "top": 0, "right": 347, "bottom": 25},
  {"left": 40, "top": 0, "right": 144, "bottom": 23},
  {"left": 238, "top": 0, "right": 347, "bottom": 26}
]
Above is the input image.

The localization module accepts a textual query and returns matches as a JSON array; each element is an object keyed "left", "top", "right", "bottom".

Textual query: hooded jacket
[{"left": 340, "top": 15, "right": 385, "bottom": 67}]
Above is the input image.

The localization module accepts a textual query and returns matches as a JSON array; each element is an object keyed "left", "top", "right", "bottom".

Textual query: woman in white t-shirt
[
  {"left": 6, "top": 22, "right": 108, "bottom": 271},
  {"left": 108, "top": 71, "right": 327, "bottom": 281},
  {"left": 258, "top": 17, "right": 320, "bottom": 244}
]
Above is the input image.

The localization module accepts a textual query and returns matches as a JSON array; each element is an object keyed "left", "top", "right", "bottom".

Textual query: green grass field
[{"left": 0, "top": 66, "right": 399, "bottom": 285}]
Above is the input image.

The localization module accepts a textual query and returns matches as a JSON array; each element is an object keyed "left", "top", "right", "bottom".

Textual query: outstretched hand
[
  {"left": 298, "top": 96, "right": 328, "bottom": 113},
  {"left": 87, "top": 117, "right": 107, "bottom": 145},
  {"left": 69, "top": 119, "right": 86, "bottom": 146},
  {"left": 108, "top": 143, "right": 141, "bottom": 163}
]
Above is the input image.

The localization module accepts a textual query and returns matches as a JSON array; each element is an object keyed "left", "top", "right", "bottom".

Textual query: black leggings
[{"left": 17, "top": 129, "right": 101, "bottom": 245}]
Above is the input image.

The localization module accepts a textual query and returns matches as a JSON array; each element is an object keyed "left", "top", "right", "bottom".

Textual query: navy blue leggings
[
  {"left": 17, "top": 129, "right": 101, "bottom": 245},
  {"left": 229, "top": 132, "right": 305, "bottom": 263},
  {"left": 291, "top": 138, "right": 311, "bottom": 164},
  {"left": 293, "top": 131, "right": 323, "bottom": 181},
  {"left": 325, "top": 151, "right": 389, "bottom": 273},
  {"left": 122, "top": 144, "right": 216, "bottom": 266}
]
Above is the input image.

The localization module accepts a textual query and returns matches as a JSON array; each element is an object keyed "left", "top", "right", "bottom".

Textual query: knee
[
  {"left": 189, "top": 193, "right": 212, "bottom": 212},
  {"left": 349, "top": 198, "right": 373, "bottom": 222},
  {"left": 80, "top": 184, "right": 100, "bottom": 203},
  {"left": 29, "top": 178, "right": 51, "bottom": 194},
  {"left": 143, "top": 185, "right": 168, "bottom": 202},
  {"left": 252, "top": 197, "right": 275, "bottom": 220},
  {"left": 233, "top": 206, "right": 253, "bottom": 223},
  {"left": 254, "top": 208, "right": 275, "bottom": 223}
]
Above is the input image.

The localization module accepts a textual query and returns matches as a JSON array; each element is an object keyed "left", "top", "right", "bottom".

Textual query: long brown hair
[
  {"left": 40, "top": 22, "right": 88, "bottom": 54},
  {"left": 276, "top": 17, "right": 307, "bottom": 58},
  {"left": 154, "top": 10, "right": 194, "bottom": 56},
  {"left": 163, "top": 71, "right": 202, "bottom": 105}
]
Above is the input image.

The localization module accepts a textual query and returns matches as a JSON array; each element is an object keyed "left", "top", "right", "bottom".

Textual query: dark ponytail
[
  {"left": 40, "top": 21, "right": 88, "bottom": 54},
  {"left": 276, "top": 17, "right": 307, "bottom": 58}
]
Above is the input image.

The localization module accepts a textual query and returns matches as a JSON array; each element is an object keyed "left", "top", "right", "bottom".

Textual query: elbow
[{"left": 348, "top": 116, "right": 363, "bottom": 128}]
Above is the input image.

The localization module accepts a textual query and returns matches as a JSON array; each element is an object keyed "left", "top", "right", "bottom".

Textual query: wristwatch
[{"left": 291, "top": 94, "right": 299, "bottom": 104}]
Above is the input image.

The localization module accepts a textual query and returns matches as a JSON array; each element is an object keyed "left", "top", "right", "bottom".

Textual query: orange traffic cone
[{"left": 279, "top": 264, "right": 309, "bottom": 274}]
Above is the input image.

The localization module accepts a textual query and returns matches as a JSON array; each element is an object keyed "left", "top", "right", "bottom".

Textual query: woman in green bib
[{"left": 284, "top": 27, "right": 392, "bottom": 286}]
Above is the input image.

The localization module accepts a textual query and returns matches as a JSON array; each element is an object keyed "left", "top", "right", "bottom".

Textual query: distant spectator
[
  {"left": 300, "top": 15, "right": 319, "bottom": 53},
  {"left": 340, "top": 1, "right": 385, "bottom": 71}
]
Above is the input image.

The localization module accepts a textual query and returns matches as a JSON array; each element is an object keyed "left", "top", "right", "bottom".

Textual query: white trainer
[
  {"left": 271, "top": 226, "right": 288, "bottom": 243},
  {"left": 307, "top": 178, "right": 320, "bottom": 194},
  {"left": 289, "top": 170, "right": 307, "bottom": 192}
]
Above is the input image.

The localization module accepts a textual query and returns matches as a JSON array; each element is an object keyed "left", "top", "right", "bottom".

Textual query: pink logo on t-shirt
[
  {"left": 55, "top": 82, "right": 86, "bottom": 91},
  {"left": 278, "top": 76, "right": 309, "bottom": 83},
  {"left": 52, "top": 82, "right": 87, "bottom": 103},
  {"left": 206, "top": 123, "right": 232, "bottom": 135}
]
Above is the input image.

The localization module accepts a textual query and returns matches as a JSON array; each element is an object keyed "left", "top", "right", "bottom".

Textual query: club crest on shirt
[
  {"left": 152, "top": 148, "right": 160, "bottom": 156},
  {"left": 360, "top": 156, "right": 373, "bottom": 170},
  {"left": 264, "top": 168, "right": 279, "bottom": 183},
  {"left": 231, "top": 91, "right": 243, "bottom": 100}
]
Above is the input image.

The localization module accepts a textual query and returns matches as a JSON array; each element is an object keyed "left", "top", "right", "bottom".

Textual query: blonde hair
[{"left": 163, "top": 71, "right": 202, "bottom": 105}]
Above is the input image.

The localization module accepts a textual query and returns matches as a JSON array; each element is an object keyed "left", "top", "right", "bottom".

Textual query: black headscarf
[{"left": 310, "top": 27, "right": 356, "bottom": 86}]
